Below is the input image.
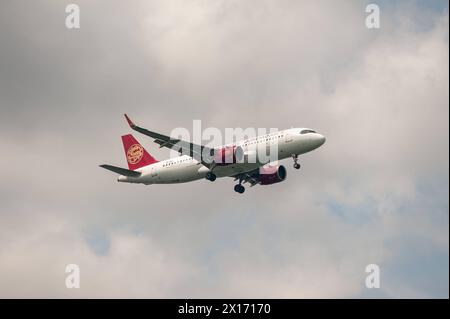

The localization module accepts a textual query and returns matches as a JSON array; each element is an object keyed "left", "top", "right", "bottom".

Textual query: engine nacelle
[
  {"left": 213, "top": 146, "right": 240, "bottom": 165},
  {"left": 258, "top": 164, "right": 287, "bottom": 185},
  {"left": 233, "top": 146, "right": 269, "bottom": 165}
]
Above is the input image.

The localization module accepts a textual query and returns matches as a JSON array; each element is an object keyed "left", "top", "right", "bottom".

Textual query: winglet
[{"left": 124, "top": 113, "right": 136, "bottom": 128}]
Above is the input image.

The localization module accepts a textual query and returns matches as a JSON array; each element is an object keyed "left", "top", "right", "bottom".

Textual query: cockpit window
[{"left": 300, "top": 129, "right": 316, "bottom": 134}]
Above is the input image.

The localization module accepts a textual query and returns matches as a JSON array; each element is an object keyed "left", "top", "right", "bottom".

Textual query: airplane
[{"left": 100, "top": 114, "right": 326, "bottom": 193}]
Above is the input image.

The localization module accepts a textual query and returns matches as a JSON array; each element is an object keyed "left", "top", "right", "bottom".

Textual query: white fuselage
[{"left": 118, "top": 128, "right": 325, "bottom": 185}]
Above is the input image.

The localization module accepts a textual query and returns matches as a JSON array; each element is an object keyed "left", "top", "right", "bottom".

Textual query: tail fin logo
[{"left": 127, "top": 144, "right": 144, "bottom": 165}]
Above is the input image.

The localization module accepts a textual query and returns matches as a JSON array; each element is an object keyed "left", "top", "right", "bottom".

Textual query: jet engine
[
  {"left": 258, "top": 164, "right": 287, "bottom": 185},
  {"left": 213, "top": 146, "right": 242, "bottom": 165}
]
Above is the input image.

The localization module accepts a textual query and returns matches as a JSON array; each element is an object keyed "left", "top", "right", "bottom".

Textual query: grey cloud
[{"left": 0, "top": 0, "right": 448, "bottom": 298}]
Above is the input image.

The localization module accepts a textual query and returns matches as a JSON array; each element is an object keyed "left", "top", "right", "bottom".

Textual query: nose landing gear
[{"left": 292, "top": 154, "right": 301, "bottom": 169}]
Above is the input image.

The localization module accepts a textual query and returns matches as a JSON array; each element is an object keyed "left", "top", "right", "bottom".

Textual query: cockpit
[{"left": 300, "top": 129, "right": 316, "bottom": 134}]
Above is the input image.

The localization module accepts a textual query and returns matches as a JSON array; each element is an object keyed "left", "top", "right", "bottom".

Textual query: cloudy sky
[{"left": 0, "top": 0, "right": 448, "bottom": 298}]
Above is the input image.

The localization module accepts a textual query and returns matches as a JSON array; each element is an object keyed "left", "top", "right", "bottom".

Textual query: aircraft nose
[
  {"left": 318, "top": 134, "right": 326, "bottom": 146},
  {"left": 316, "top": 134, "right": 326, "bottom": 147}
]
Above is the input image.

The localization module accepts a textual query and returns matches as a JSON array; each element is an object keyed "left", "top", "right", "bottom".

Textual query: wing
[{"left": 124, "top": 114, "right": 213, "bottom": 168}]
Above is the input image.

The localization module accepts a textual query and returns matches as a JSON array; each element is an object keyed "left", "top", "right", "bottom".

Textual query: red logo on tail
[
  {"left": 121, "top": 134, "right": 159, "bottom": 170},
  {"left": 127, "top": 144, "right": 144, "bottom": 164}
]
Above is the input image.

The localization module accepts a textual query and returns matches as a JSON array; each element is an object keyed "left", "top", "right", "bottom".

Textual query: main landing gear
[
  {"left": 292, "top": 154, "right": 301, "bottom": 169},
  {"left": 234, "top": 176, "right": 245, "bottom": 194},
  {"left": 234, "top": 184, "right": 245, "bottom": 194},
  {"left": 205, "top": 172, "right": 217, "bottom": 181}
]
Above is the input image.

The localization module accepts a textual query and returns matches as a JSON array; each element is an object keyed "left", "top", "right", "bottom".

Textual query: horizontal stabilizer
[{"left": 100, "top": 164, "right": 142, "bottom": 177}]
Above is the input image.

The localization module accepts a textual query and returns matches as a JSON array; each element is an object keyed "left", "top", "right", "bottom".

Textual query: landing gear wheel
[
  {"left": 292, "top": 154, "right": 301, "bottom": 170},
  {"left": 234, "top": 184, "right": 245, "bottom": 194},
  {"left": 206, "top": 172, "right": 217, "bottom": 181}
]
